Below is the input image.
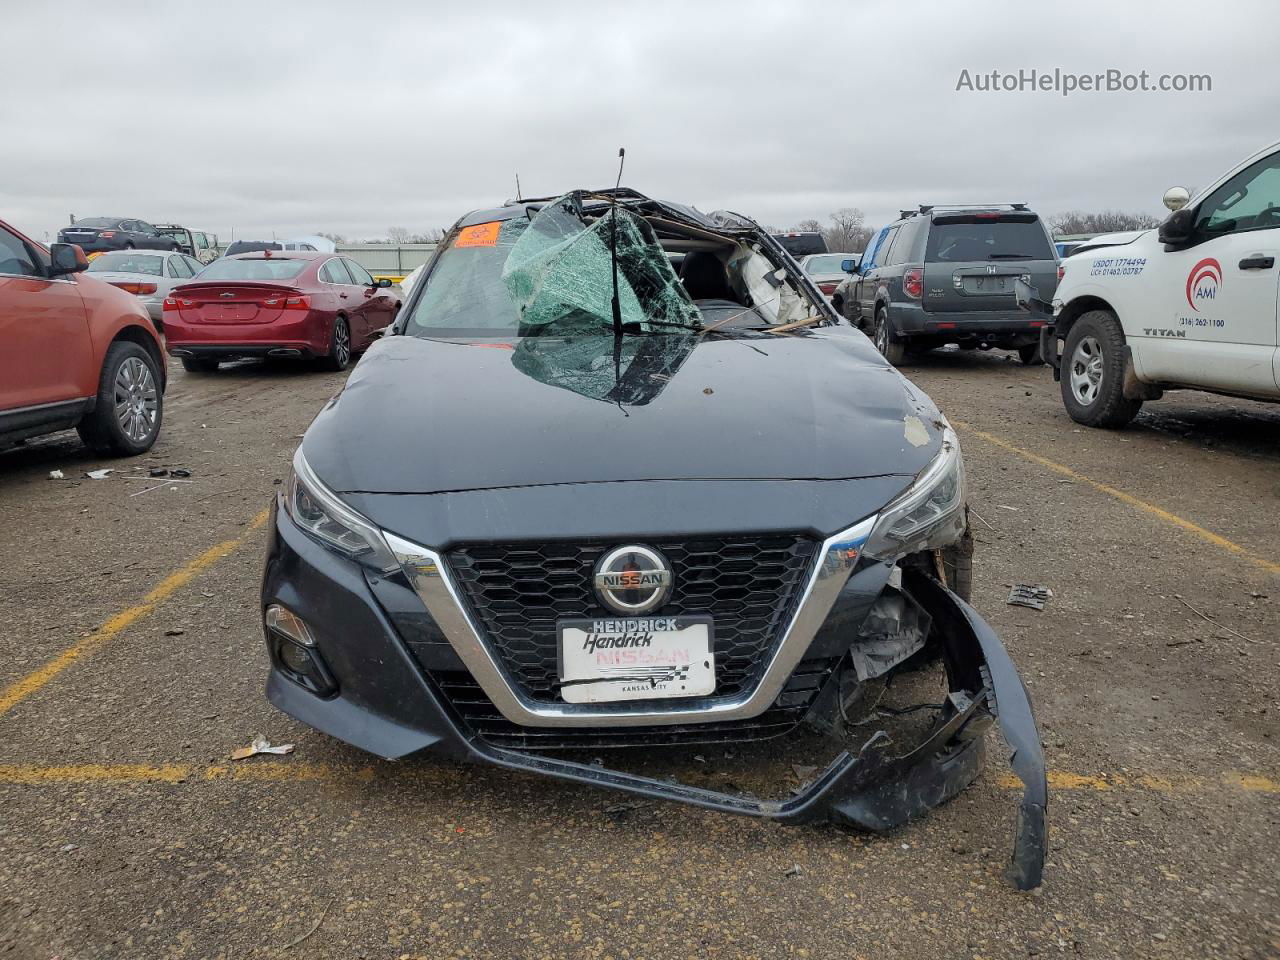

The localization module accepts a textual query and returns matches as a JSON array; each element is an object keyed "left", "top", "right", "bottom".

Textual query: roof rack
[{"left": 918, "top": 203, "right": 1028, "bottom": 213}]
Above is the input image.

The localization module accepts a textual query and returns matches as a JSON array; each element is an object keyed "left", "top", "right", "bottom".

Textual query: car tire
[
  {"left": 317, "top": 315, "right": 352, "bottom": 372},
  {"left": 181, "top": 357, "right": 220, "bottom": 373},
  {"left": 1060, "top": 309, "right": 1142, "bottom": 428},
  {"left": 831, "top": 293, "right": 844, "bottom": 316},
  {"left": 1017, "top": 343, "right": 1043, "bottom": 365},
  {"left": 123, "top": 242, "right": 135, "bottom": 250},
  {"left": 77, "top": 341, "right": 163, "bottom": 456},
  {"left": 873, "top": 307, "right": 908, "bottom": 366}
]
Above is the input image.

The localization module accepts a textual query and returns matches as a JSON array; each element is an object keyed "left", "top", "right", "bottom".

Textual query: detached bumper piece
[{"left": 467, "top": 578, "right": 1048, "bottom": 891}]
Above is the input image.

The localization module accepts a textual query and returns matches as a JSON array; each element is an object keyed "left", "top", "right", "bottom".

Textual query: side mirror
[
  {"left": 374, "top": 277, "right": 393, "bottom": 288},
  {"left": 1162, "top": 186, "right": 1191, "bottom": 212},
  {"left": 1157, "top": 207, "right": 1196, "bottom": 246},
  {"left": 48, "top": 242, "right": 88, "bottom": 277},
  {"left": 841, "top": 259, "right": 857, "bottom": 273}
]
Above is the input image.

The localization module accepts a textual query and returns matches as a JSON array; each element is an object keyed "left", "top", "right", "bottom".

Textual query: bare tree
[
  {"left": 823, "top": 207, "right": 873, "bottom": 253},
  {"left": 387, "top": 226, "right": 412, "bottom": 244},
  {"left": 408, "top": 228, "right": 446, "bottom": 243},
  {"left": 792, "top": 218, "right": 824, "bottom": 234},
  {"left": 1049, "top": 210, "right": 1161, "bottom": 236},
  {"left": 316, "top": 231, "right": 347, "bottom": 244}
]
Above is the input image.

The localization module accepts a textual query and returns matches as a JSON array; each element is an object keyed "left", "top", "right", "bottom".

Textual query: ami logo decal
[{"left": 1185, "top": 258, "right": 1222, "bottom": 312}]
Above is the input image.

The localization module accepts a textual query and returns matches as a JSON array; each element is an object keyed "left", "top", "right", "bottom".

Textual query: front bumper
[{"left": 262, "top": 499, "right": 1047, "bottom": 889}]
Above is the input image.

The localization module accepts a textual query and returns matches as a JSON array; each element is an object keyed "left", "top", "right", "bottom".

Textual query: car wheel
[
  {"left": 1017, "top": 343, "right": 1044, "bottom": 365},
  {"left": 123, "top": 242, "right": 135, "bottom": 250},
  {"left": 181, "top": 357, "right": 220, "bottom": 373},
  {"left": 317, "top": 315, "right": 352, "bottom": 371},
  {"left": 1060, "top": 309, "right": 1142, "bottom": 428},
  {"left": 873, "top": 307, "right": 908, "bottom": 366},
  {"left": 77, "top": 341, "right": 163, "bottom": 455},
  {"left": 831, "top": 293, "right": 844, "bottom": 315}
]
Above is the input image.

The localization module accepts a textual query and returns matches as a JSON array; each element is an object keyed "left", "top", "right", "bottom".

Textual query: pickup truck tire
[
  {"left": 77, "top": 341, "right": 164, "bottom": 456},
  {"left": 1060, "top": 310, "right": 1142, "bottom": 428},
  {"left": 1017, "top": 343, "right": 1043, "bottom": 365},
  {"left": 873, "top": 307, "right": 907, "bottom": 366}
]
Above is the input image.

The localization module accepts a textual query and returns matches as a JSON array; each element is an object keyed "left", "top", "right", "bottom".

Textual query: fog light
[
  {"left": 264, "top": 604, "right": 336, "bottom": 698},
  {"left": 278, "top": 640, "right": 313, "bottom": 674}
]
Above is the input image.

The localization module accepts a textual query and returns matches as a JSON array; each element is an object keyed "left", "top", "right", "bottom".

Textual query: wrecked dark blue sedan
[{"left": 260, "top": 189, "right": 1048, "bottom": 888}]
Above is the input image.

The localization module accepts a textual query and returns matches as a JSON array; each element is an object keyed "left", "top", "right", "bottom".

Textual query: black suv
[
  {"left": 259, "top": 188, "right": 1046, "bottom": 888},
  {"left": 57, "top": 218, "right": 182, "bottom": 253},
  {"left": 839, "top": 204, "right": 1059, "bottom": 365}
]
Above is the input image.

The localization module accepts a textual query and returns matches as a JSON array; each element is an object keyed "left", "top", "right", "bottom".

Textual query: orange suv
[{"left": 0, "top": 219, "right": 167, "bottom": 456}]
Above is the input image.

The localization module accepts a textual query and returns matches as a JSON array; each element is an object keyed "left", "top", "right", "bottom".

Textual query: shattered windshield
[{"left": 404, "top": 192, "right": 825, "bottom": 338}]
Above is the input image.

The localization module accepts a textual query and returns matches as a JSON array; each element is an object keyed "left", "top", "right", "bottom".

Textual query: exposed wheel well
[{"left": 111, "top": 325, "right": 167, "bottom": 389}]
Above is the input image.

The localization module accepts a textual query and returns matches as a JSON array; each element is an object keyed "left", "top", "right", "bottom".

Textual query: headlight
[
  {"left": 283, "top": 448, "right": 399, "bottom": 573},
  {"left": 863, "top": 426, "right": 967, "bottom": 561}
]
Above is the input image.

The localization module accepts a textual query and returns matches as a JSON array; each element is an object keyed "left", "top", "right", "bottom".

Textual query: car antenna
[
  {"left": 514, "top": 172, "right": 522, "bottom": 203},
  {"left": 609, "top": 147, "right": 626, "bottom": 339},
  {"left": 610, "top": 147, "right": 630, "bottom": 416}
]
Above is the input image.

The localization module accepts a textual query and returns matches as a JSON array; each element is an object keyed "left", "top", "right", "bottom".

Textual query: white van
[{"left": 1047, "top": 139, "right": 1280, "bottom": 427}]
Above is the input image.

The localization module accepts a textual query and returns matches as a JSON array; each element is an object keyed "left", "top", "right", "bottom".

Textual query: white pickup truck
[{"left": 1046, "top": 139, "right": 1280, "bottom": 427}]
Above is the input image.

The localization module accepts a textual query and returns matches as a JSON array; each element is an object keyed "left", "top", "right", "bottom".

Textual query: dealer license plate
[{"left": 558, "top": 615, "right": 715, "bottom": 704}]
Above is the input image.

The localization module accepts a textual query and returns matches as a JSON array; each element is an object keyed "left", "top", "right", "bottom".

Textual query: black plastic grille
[
  {"left": 431, "top": 657, "right": 837, "bottom": 750},
  {"left": 446, "top": 535, "right": 818, "bottom": 703}
]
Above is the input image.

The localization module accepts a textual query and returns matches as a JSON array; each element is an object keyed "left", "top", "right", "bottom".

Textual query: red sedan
[{"left": 163, "top": 252, "right": 400, "bottom": 372}]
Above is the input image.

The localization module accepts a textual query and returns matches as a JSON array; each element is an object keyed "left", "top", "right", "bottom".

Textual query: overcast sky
[{"left": 4, "top": 0, "right": 1276, "bottom": 244}]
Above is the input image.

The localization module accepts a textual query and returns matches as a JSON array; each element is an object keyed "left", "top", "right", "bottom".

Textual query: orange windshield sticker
[{"left": 455, "top": 221, "right": 502, "bottom": 248}]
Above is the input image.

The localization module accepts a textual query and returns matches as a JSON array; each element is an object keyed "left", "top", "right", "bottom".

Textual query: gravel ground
[{"left": 0, "top": 348, "right": 1276, "bottom": 959}]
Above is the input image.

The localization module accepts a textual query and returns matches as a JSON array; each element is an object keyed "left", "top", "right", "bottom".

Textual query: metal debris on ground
[
  {"left": 603, "top": 799, "right": 653, "bottom": 817},
  {"left": 229, "top": 734, "right": 295, "bottom": 761},
  {"left": 1173, "top": 593, "right": 1261, "bottom": 644},
  {"left": 1008, "top": 584, "right": 1053, "bottom": 611},
  {"left": 170, "top": 468, "right": 192, "bottom": 478},
  {"left": 85, "top": 469, "right": 112, "bottom": 480},
  {"left": 128, "top": 477, "right": 197, "bottom": 498},
  {"left": 784, "top": 864, "right": 804, "bottom": 878},
  {"left": 149, "top": 468, "right": 169, "bottom": 478}
]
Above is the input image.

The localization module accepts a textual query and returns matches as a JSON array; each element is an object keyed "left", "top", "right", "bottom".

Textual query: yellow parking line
[
  {"left": 0, "top": 763, "right": 191, "bottom": 785},
  {"left": 999, "top": 771, "right": 1279, "bottom": 793},
  {"left": 954, "top": 422, "right": 1280, "bottom": 577},
  {"left": 0, "top": 508, "right": 271, "bottom": 718},
  {"left": 0, "top": 762, "right": 1274, "bottom": 794},
  {"left": 203, "top": 763, "right": 375, "bottom": 783}
]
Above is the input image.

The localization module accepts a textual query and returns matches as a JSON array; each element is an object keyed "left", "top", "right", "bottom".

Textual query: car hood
[{"left": 303, "top": 327, "right": 945, "bottom": 496}]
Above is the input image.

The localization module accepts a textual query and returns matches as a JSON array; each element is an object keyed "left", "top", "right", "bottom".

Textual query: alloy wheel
[
  {"left": 113, "top": 357, "right": 158, "bottom": 442},
  {"left": 874, "top": 315, "right": 889, "bottom": 356},
  {"left": 1069, "top": 335, "right": 1104, "bottom": 406},
  {"left": 334, "top": 319, "right": 351, "bottom": 366}
]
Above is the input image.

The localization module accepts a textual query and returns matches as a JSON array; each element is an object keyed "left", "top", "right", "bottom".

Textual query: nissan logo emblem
[{"left": 593, "top": 545, "right": 672, "bottom": 615}]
